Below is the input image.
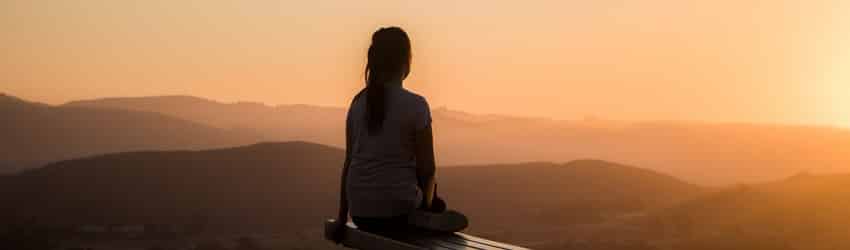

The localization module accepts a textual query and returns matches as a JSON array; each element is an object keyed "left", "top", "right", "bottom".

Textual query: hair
[{"left": 363, "top": 26, "right": 411, "bottom": 134}]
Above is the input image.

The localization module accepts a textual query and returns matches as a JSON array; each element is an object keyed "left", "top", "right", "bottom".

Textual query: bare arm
[
  {"left": 337, "top": 150, "right": 351, "bottom": 222},
  {"left": 329, "top": 129, "right": 352, "bottom": 243},
  {"left": 336, "top": 108, "right": 355, "bottom": 223},
  {"left": 414, "top": 124, "right": 437, "bottom": 208}
]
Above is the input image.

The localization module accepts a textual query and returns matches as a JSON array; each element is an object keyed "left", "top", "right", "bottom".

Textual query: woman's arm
[
  {"left": 329, "top": 146, "right": 351, "bottom": 243},
  {"left": 414, "top": 124, "right": 437, "bottom": 209},
  {"left": 336, "top": 120, "right": 353, "bottom": 223},
  {"left": 330, "top": 98, "right": 359, "bottom": 244},
  {"left": 337, "top": 152, "right": 350, "bottom": 222}
]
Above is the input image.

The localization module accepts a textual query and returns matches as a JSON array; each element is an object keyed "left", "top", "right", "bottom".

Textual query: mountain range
[
  {"left": 4, "top": 93, "right": 850, "bottom": 185},
  {"left": 0, "top": 141, "right": 702, "bottom": 249},
  {"left": 0, "top": 94, "right": 263, "bottom": 173},
  {"left": 62, "top": 94, "right": 850, "bottom": 186},
  {"left": 3, "top": 141, "right": 849, "bottom": 250},
  {"left": 637, "top": 172, "right": 850, "bottom": 250}
]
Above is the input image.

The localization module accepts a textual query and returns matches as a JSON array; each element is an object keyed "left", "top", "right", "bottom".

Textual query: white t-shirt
[{"left": 345, "top": 83, "right": 431, "bottom": 217}]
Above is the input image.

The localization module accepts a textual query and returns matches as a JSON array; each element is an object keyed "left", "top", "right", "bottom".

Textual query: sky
[{"left": 1, "top": 0, "right": 849, "bottom": 127}]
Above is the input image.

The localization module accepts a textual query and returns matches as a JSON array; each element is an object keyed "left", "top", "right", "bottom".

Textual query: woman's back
[
  {"left": 330, "top": 27, "right": 466, "bottom": 241},
  {"left": 345, "top": 82, "right": 431, "bottom": 218}
]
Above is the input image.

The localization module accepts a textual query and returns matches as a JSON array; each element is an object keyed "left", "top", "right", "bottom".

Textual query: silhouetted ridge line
[
  {"left": 0, "top": 93, "right": 48, "bottom": 107},
  {"left": 24, "top": 141, "right": 342, "bottom": 174},
  {"left": 0, "top": 144, "right": 701, "bottom": 238},
  {"left": 65, "top": 95, "right": 217, "bottom": 106},
  {"left": 1, "top": 94, "right": 263, "bottom": 173},
  {"left": 14, "top": 93, "right": 850, "bottom": 185}
]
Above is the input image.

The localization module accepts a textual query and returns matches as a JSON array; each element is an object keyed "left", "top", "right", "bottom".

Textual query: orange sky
[{"left": 1, "top": 0, "right": 848, "bottom": 127}]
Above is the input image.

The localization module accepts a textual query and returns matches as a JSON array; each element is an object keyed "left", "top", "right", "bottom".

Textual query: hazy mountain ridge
[
  {"left": 4, "top": 141, "right": 849, "bottom": 249},
  {"left": 1, "top": 93, "right": 40, "bottom": 105},
  {"left": 65, "top": 95, "right": 348, "bottom": 146},
  {"left": 1, "top": 94, "right": 264, "bottom": 173},
  {"left": 64, "top": 95, "right": 850, "bottom": 186},
  {"left": 0, "top": 141, "right": 702, "bottom": 249},
  {"left": 631, "top": 173, "right": 850, "bottom": 250},
  {"left": 449, "top": 166, "right": 850, "bottom": 249}
]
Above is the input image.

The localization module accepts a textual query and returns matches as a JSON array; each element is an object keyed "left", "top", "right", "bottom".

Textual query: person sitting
[{"left": 329, "top": 27, "right": 467, "bottom": 243}]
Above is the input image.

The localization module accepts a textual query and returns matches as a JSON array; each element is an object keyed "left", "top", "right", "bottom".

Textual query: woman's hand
[
  {"left": 414, "top": 125, "right": 437, "bottom": 209},
  {"left": 423, "top": 178, "right": 436, "bottom": 209}
]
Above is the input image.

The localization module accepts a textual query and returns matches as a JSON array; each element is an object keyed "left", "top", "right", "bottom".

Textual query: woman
[{"left": 329, "top": 27, "right": 465, "bottom": 242}]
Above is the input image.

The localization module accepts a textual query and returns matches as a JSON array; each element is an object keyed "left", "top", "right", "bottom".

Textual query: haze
[{"left": 2, "top": 0, "right": 849, "bottom": 127}]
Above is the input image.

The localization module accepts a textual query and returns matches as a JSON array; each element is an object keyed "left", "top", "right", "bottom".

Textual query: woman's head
[
  {"left": 366, "top": 27, "right": 411, "bottom": 83},
  {"left": 364, "top": 27, "right": 411, "bottom": 133}
]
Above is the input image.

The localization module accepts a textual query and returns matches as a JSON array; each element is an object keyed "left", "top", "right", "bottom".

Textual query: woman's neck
[{"left": 385, "top": 78, "right": 403, "bottom": 88}]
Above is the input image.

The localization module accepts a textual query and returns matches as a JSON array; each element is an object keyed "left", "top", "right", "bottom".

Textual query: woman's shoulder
[
  {"left": 396, "top": 87, "right": 429, "bottom": 105},
  {"left": 395, "top": 89, "right": 430, "bottom": 120},
  {"left": 350, "top": 88, "right": 367, "bottom": 104}
]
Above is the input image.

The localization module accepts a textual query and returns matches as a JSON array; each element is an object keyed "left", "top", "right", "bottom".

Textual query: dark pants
[
  {"left": 352, "top": 184, "right": 447, "bottom": 234},
  {"left": 352, "top": 214, "right": 412, "bottom": 234}
]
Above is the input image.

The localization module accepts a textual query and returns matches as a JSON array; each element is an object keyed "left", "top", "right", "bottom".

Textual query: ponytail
[
  {"left": 363, "top": 27, "right": 411, "bottom": 134},
  {"left": 365, "top": 61, "right": 387, "bottom": 133}
]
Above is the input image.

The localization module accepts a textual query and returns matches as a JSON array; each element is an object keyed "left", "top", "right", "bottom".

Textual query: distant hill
[
  {"left": 66, "top": 95, "right": 850, "bottom": 185},
  {"left": 607, "top": 173, "right": 850, "bottom": 250},
  {"left": 65, "top": 95, "right": 346, "bottom": 146},
  {"left": 440, "top": 160, "right": 703, "bottom": 248},
  {"left": 0, "top": 142, "right": 701, "bottom": 247},
  {"left": 472, "top": 172, "right": 850, "bottom": 250},
  {"left": 0, "top": 94, "right": 262, "bottom": 173},
  {"left": 6, "top": 141, "right": 849, "bottom": 250}
]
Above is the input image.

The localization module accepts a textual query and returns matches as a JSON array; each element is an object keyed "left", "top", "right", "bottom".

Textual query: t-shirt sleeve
[
  {"left": 414, "top": 96, "right": 432, "bottom": 131},
  {"left": 345, "top": 92, "right": 363, "bottom": 150},
  {"left": 345, "top": 105, "right": 354, "bottom": 147}
]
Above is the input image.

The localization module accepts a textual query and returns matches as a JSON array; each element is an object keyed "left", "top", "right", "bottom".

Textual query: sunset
[
  {"left": 3, "top": 0, "right": 849, "bottom": 126},
  {"left": 3, "top": 1, "right": 850, "bottom": 250}
]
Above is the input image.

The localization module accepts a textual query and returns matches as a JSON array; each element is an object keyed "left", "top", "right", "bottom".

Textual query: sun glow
[
  {"left": 801, "top": 1, "right": 850, "bottom": 128},
  {"left": 826, "top": 61, "right": 850, "bottom": 127},
  {"left": 819, "top": 16, "right": 850, "bottom": 128}
]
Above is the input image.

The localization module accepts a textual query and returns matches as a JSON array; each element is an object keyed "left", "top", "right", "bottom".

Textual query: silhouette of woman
[{"left": 330, "top": 27, "right": 465, "bottom": 242}]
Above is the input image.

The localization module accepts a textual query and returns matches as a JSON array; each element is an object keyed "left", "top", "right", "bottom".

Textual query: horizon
[
  {"left": 5, "top": 2, "right": 850, "bottom": 249},
  {"left": 6, "top": 91, "right": 850, "bottom": 130},
  {"left": 3, "top": 0, "right": 850, "bottom": 128}
]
